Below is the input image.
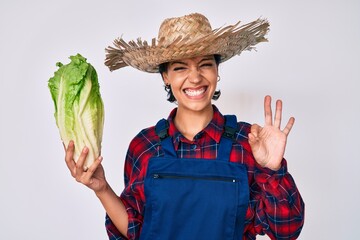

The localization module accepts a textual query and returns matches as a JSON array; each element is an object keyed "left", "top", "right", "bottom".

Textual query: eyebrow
[{"left": 169, "top": 61, "right": 187, "bottom": 66}]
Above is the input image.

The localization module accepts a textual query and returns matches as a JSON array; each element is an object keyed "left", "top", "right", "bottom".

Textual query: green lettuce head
[{"left": 48, "top": 54, "right": 104, "bottom": 169}]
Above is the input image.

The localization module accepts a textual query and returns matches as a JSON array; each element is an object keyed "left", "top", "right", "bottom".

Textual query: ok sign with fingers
[{"left": 248, "top": 95, "right": 295, "bottom": 171}]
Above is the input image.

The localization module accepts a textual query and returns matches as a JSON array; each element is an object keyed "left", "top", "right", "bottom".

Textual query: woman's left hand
[{"left": 248, "top": 95, "right": 295, "bottom": 171}]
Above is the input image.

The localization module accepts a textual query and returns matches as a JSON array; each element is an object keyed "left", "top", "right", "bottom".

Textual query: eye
[
  {"left": 173, "top": 66, "right": 186, "bottom": 71},
  {"left": 200, "top": 62, "right": 214, "bottom": 68}
]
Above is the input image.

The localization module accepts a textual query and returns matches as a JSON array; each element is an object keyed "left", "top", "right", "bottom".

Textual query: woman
[{"left": 65, "top": 13, "right": 304, "bottom": 239}]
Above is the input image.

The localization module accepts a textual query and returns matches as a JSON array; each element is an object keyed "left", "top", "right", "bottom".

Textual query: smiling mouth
[{"left": 184, "top": 87, "right": 207, "bottom": 97}]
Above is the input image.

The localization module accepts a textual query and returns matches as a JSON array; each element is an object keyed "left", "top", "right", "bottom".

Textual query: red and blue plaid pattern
[{"left": 106, "top": 105, "right": 304, "bottom": 239}]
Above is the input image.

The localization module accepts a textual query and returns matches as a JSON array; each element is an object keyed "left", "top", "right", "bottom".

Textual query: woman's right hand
[{"left": 64, "top": 140, "right": 108, "bottom": 194}]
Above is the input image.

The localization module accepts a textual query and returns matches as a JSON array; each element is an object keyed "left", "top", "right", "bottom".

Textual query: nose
[{"left": 187, "top": 67, "right": 201, "bottom": 84}]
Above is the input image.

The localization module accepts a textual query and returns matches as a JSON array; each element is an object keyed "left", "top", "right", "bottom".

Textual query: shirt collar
[{"left": 167, "top": 105, "right": 225, "bottom": 150}]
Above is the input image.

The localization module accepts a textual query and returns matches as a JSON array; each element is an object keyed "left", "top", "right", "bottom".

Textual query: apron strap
[
  {"left": 217, "top": 115, "right": 238, "bottom": 161},
  {"left": 155, "top": 118, "right": 177, "bottom": 158}
]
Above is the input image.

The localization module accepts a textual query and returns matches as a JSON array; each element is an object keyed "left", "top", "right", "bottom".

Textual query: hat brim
[{"left": 105, "top": 18, "right": 269, "bottom": 73}]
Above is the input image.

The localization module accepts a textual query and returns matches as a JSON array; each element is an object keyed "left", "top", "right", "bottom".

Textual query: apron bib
[{"left": 140, "top": 115, "right": 249, "bottom": 240}]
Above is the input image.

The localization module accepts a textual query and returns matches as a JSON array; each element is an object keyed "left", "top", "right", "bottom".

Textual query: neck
[{"left": 174, "top": 104, "right": 214, "bottom": 141}]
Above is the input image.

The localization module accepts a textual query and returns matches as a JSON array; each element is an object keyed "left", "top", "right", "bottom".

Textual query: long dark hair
[{"left": 159, "top": 54, "right": 222, "bottom": 103}]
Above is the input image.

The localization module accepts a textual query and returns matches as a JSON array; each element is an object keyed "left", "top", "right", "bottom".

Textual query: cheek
[
  {"left": 206, "top": 72, "right": 218, "bottom": 86},
  {"left": 167, "top": 74, "right": 186, "bottom": 88}
]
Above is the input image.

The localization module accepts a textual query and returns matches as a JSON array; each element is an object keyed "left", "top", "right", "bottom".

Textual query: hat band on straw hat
[{"left": 105, "top": 13, "right": 269, "bottom": 73}]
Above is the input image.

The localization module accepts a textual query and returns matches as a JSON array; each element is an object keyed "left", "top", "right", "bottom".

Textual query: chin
[{"left": 180, "top": 101, "right": 213, "bottom": 113}]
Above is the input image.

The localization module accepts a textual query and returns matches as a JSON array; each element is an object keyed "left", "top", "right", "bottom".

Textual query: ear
[{"left": 162, "top": 72, "right": 169, "bottom": 85}]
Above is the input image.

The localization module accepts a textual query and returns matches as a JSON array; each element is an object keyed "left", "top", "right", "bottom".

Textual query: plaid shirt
[{"left": 106, "top": 105, "right": 304, "bottom": 240}]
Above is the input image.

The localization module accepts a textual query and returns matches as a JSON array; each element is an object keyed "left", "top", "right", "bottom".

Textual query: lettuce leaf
[{"left": 48, "top": 54, "right": 104, "bottom": 169}]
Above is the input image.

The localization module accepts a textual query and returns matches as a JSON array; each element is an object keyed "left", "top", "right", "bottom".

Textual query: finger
[
  {"left": 65, "top": 141, "right": 76, "bottom": 176},
  {"left": 274, "top": 99, "right": 283, "bottom": 128},
  {"left": 83, "top": 156, "right": 103, "bottom": 185},
  {"left": 75, "top": 147, "right": 89, "bottom": 180},
  {"left": 283, "top": 117, "right": 295, "bottom": 136},
  {"left": 250, "top": 124, "right": 261, "bottom": 138},
  {"left": 248, "top": 133, "right": 255, "bottom": 144},
  {"left": 264, "top": 95, "right": 273, "bottom": 126}
]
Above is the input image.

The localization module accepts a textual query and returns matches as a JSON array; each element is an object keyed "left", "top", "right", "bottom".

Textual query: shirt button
[{"left": 191, "top": 144, "right": 197, "bottom": 150}]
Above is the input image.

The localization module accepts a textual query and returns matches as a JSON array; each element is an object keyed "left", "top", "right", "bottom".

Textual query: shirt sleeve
[
  {"left": 235, "top": 121, "right": 304, "bottom": 239},
  {"left": 249, "top": 159, "right": 305, "bottom": 239},
  {"left": 105, "top": 151, "right": 145, "bottom": 240},
  {"left": 105, "top": 196, "right": 143, "bottom": 240},
  {"left": 105, "top": 128, "right": 157, "bottom": 240},
  {"left": 105, "top": 213, "right": 125, "bottom": 240},
  {"left": 104, "top": 146, "right": 139, "bottom": 240}
]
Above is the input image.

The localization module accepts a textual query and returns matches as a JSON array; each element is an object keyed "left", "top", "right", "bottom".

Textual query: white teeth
[{"left": 184, "top": 88, "right": 206, "bottom": 96}]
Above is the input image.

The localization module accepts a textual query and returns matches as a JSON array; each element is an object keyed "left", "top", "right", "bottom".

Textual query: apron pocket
[{"left": 144, "top": 172, "right": 239, "bottom": 240}]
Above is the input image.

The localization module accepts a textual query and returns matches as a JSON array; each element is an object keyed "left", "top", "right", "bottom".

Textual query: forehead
[{"left": 169, "top": 55, "right": 215, "bottom": 64}]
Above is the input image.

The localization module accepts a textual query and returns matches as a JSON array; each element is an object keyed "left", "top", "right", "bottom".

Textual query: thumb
[
  {"left": 250, "top": 124, "right": 261, "bottom": 136},
  {"left": 248, "top": 132, "right": 256, "bottom": 144}
]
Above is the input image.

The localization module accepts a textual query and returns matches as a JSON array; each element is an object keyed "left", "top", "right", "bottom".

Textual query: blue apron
[{"left": 140, "top": 115, "right": 249, "bottom": 240}]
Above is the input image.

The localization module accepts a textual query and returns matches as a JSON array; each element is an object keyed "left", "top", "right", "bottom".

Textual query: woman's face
[{"left": 162, "top": 55, "right": 218, "bottom": 113}]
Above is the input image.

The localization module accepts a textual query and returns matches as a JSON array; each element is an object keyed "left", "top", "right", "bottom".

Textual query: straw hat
[{"left": 105, "top": 13, "right": 269, "bottom": 73}]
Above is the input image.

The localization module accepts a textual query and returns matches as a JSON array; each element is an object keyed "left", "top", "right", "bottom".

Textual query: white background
[{"left": 1, "top": 0, "right": 359, "bottom": 239}]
